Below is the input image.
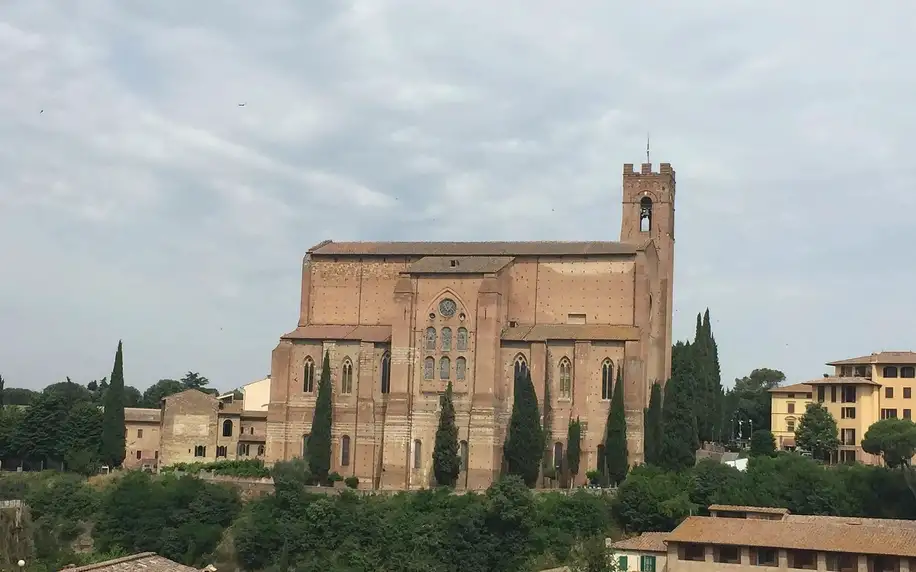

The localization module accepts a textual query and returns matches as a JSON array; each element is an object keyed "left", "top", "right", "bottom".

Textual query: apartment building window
[
  {"left": 831, "top": 385, "right": 837, "bottom": 402},
  {"left": 714, "top": 545, "right": 740, "bottom": 564},
  {"left": 841, "top": 366, "right": 852, "bottom": 377},
  {"left": 881, "top": 409, "right": 898, "bottom": 420},
  {"left": 237, "top": 443, "right": 249, "bottom": 456},
  {"left": 840, "top": 450, "right": 856, "bottom": 464},
  {"left": 639, "top": 555, "right": 657, "bottom": 572},
  {"left": 681, "top": 544, "right": 705, "bottom": 562},
  {"left": 618, "top": 557, "right": 628, "bottom": 570},
  {"left": 906, "top": 387, "right": 912, "bottom": 398},
  {"left": 216, "top": 446, "right": 227, "bottom": 457},
  {"left": 786, "top": 418, "right": 796, "bottom": 432},
  {"left": 787, "top": 393, "right": 795, "bottom": 398},
  {"left": 137, "top": 429, "right": 143, "bottom": 438},
  {"left": 788, "top": 549, "right": 816, "bottom": 570},
  {"left": 805, "top": 392, "right": 812, "bottom": 399},
  {"left": 817, "top": 386, "right": 826, "bottom": 403},
  {"left": 826, "top": 553, "right": 857, "bottom": 571},
  {"left": 903, "top": 366, "right": 916, "bottom": 378},
  {"left": 905, "top": 409, "right": 912, "bottom": 420},
  {"left": 194, "top": 445, "right": 206, "bottom": 457},
  {"left": 136, "top": 450, "right": 142, "bottom": 460},
  {"left": 752, "top": 548, "right": 778, "bottom": 567},
  {"left": 155, "top": 451, "right": 158, "bottom": 459},
  {"left": 884, "top": 366, "right": 899, "bottom": 378},
  {"left": 841, "top": 385, "right": 856, "bottom": 403},
  {"left": 787, "top": 402, "right": 795, "bottom": 414},
  {"left": 841, "top": 428, "right": 856, "bottom": 446},
  {"left": 841, "top": 407, "right": 856, "bottom": 419},
  {"left": 886, "top": 387, "right": 894, "bottom": 399}
]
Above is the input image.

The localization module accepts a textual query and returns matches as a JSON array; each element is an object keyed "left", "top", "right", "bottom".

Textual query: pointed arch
[
  {"left": 514, "top": 354, "right": 528, "bottom": 379},
  {"left": 303, "top": 356, "right": 316, "bottom": 393},
  {"left": 601, "top": 358, "right": 614, "bottom": 400},
  {"left": 341, "top": 357, "right": 353, "bottom": 394},
  {"left": 424, "top": 287, "right": 469, "bottom": 319},
  {"left": 639, "top": 196, "right": 653, "bottom": 232},
  {"left": 380, "top": 352, "right": 391, "bottom": 394},
  {"left": 558, "top": 357, "right": 572, "bottom": 399}
]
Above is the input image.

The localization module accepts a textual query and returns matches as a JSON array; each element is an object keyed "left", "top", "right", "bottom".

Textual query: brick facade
[{"left": 266, "top": 163, "right": 677, "bottom": 489}]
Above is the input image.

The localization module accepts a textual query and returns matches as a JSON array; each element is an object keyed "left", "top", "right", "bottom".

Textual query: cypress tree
[
  {"left": 659, "top": 368, "right": 699, "bottom": 471},
  {"left": 541, "top": 368, "right": 554, "bottom": 482},
  {"left": 307, "top": 351, "right": 333, "bottom": 482},
  {"left": 432, "top": 381, "right": 460, "bottom": 487},
  {"left": 603, "top": 366, "right": 629, "bottom": 485},
  {"left": 566, "top": 418, "right": 582, "bottom": 486},
  {"left": 643, "top": 381, "right": 663, "bottom": 465},
  {"left": 504, "top": 367, "right": 544, "bottom": 487},
  {"left": 703, "top": 309, "right": 725, "bottom": 442},
  {"left": 100, "top": 340, "right": 126, "bottom": 467}
]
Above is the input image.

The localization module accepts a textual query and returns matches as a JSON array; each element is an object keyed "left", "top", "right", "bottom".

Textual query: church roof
[{"left": 307, "top": 240, "right": 642, "bottom": 257}]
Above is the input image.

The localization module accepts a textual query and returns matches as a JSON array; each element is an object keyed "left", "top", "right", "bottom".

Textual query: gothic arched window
[
  {"left": 341, "top": 357, "right": 354, "bottom": 394},
  {"left": 601, "top": 359, "right": 614, "bottom": 400},
  {"left": 380, "top": 353, "right": 391, "bottom": 394},
  {"left": 514, "top": 354, "right": 528, "bottom": 379},
  {"left": 559, "top": 358, "right": 572, "bottom": 399},
  {"left": 440, "top": 357, "right": 451, "bottom": 380},
  {"left": 424, "top": 357, "right": 435, "bottom": 380},
  {"left": 639, "top": 196, "right": 653, "bottom": 232},
  {"left": 441, "top": 327, "right": 452, "bottom": 352},
  {"left": 456, "top": 357, "right": 467, "bottom": 380},
  {"left": 426, "top": 327, "right": 437, "bottom": 350},
  {"left": 303, "top": 357, "right": 315, "bottom": 393},
  {"left": 457, "top": 327, "right": 468, "bottom": 351}
]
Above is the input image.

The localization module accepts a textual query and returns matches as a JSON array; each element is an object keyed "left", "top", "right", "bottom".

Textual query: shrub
[{"left": 344, "top": 476, "right": 359, "bottom": 489}]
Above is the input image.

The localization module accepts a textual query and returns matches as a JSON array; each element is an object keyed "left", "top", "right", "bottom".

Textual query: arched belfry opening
[{"left": 639, "top": 196, "right": 653, "bottom": 232}]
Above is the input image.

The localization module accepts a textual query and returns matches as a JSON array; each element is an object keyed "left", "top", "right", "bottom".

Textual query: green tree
[
  {"left": 862, "top": 418, "right": 916, "bottom": 469},
  {"left": 726, "top": 368, "right": 786, "bottom": 438},
  {"left": 0, "top": 374, "right": 4, "bottom": 408},
  {"left": 180, "top": 371, "right": 210, "bottom": 391},
  {"left": 567, "top": 418, "right": 582, "bottom": 486},
  {"left": 643, "top": 382, "right": 663, "bottom": 465},
  {"left": 504, "top": 367, "right": 544, "bottom": 487},
  {"left": 542, "top": 368, "right": 554, "bottom": 483},
  {"left": 61, "top": 401, "right": 104, "bottom": 474},
  {"left": 658, "top": 368, "right": 699, "bottom": 472},
  {"left": 140, "top": 378, "right": 185, "bottom": 408},
  {"left": 795, "top": 402, "right": 839, "bottom": 462},
  {"left": 306, "top": 351, "right": 333, "bottom": 482},
  {"left": 1, "top": 387, "right": 36, "bottom": 406},
  {"left": 603, "top": 367, "right": 628, "bottom": 485},
  {"left": 749, "top": 429, "right": 777, "bottom": 457},
  {"left": 613, "top": 464, "right": 696, "bottom": 532},
  {"left": 100, "top": 341, "right": 127, "bottom": 468},
  {"left": 433, "top": 381, "right": 460, "bottom": 487},
  {"left": 569, "top": 535, "right": 621, "bottom": 572}
]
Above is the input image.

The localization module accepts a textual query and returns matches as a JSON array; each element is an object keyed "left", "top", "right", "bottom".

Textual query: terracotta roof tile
[
  {"left": 308, "top": 240, "right": 642, "bottom": 257},
  {"left": 281, "top": 325, "right": 392, "bottom": 343},
  {"left": 827, "top": 351, "right": 916, "bottom": 366},
  {"left": 501, "top": 324, "right": 640, "bottom": 342},
  {"left": 610, "top": 532, "right": 668, "bottom": 552},
  {"left": 64, "top": 553, "right": 200, "bottom": 572},
  {"left": 668, "top": 515, "right": 916, "bottom": 557},
  {"left": 767, "top": 383, "right": 813, "bottom": 394},
  {"left": 124, "top": 408, "right": 161, "bottom": 423},
  {"left": 708, "top": 504, "right": 789, "bottom": 515},
  {"left": 802, "top": 376, "right": 879, "bottom": 386},
  {"left": 406, "top": 256, "right": 514, "bottom": 274}
]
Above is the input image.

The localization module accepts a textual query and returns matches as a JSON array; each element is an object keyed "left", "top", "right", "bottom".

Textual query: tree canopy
[
  {"left": 862, "top": 418, "right": 916, "bottom": 468},
  {"left": 795, "top": 402, "right": 840, "bottom": 462}
]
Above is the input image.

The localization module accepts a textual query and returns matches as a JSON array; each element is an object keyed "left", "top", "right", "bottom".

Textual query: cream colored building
[
  {"left": 665, "top": 504, "right": 916, "bottom": 571},
  {"left": 123, "top": 408, "right": 162, "bottom": 470},
  {"left": 611, "top": 532, "right": 668, "bottom": 572},
  {"left": 770, "top": 351, "right": 916, "bottom": 464},
  {"left": 265, "top": 162, "right": 678, "bottom": 490}
]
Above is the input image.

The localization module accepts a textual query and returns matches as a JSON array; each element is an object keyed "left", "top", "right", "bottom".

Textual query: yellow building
[{"left": 770, "top": 351, "right": 916, "bottom": 464}]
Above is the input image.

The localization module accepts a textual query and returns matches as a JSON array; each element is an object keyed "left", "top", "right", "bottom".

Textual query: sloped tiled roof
[
  {"left": 708, "top": 504, "right": 789, "bottom": 515},
  {"left": 124, "top": 408, "right": 161, "bottom": 423},
  {"left": 803, "top": 376, "right": 880, "bottom": 386},
  {"left": 827, "top": 351, "right": 916, "bottom": 366},
  {"left": 668, "top": 515, "right": 916, "bottom": 557},
  {"left": 768, "top": 383, "right": 813, "bottom": 394},
  {"left": 610, "top": 532, "right": 668, "bottom": 553},
  {"left": 63, "top": 553, "right": 199, "bottom": 572}
]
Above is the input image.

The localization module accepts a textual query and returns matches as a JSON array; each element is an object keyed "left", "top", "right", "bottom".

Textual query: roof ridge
[{"left": 65, "top": 552, "right": 157, "bottom": 572}]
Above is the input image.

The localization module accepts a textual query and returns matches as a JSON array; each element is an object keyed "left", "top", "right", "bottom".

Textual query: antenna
[{"left": 646, "top": 133, "right": 651, "bottom": 164}]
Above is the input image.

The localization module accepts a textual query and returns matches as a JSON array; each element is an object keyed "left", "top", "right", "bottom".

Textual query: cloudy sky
[{"left": 1, "top": 1, "right": 914, "bottom": 394}]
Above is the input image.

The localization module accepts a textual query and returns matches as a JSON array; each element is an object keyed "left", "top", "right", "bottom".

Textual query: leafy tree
[
  {"left": 100, "top": 341, "right": 127, "bottom": 468},
  {"left": 61, "top": 401, "right": 104, "bottom": 474},
  {"left": 725, "top": 368, "right": 786, "bottom": 438},
  {"left": 795, "top": 402, "right": 839, "bottom": 462},
  {"left": 1, "top": 387, "right": 36, "bottom": 406},
  {"left": 569, "top": 535, "right": 621, "bottom": 572},
  {"left": 504, "top": 367, "right": 544, "bottom": 487},
  {"left": 689, "top": 459, "right": 746, "bottom": 512},
  {"left": 12, "top": 391, "right": 71, "bottom": 461},
  {"left": 862, "top": 418, "right": 916, "bottom": 469},
  {"left": 603, "top": 367, "right": 628, "bottom": 485},
  {"left": 180, "top": 371, "right": 210, "bottom": 391},
  {"left": 643, "top": 382, "right": 662, "bottom": 465},
  {"left": 306, "top": 351, "right": 333, "bottom": 482},
  {"left": 566, "top": 418, "right": 582, "bottom": 485},
  {"left": 0, "top": 374, "right": 4, "bottom": 408},
  {"left": 0, "top": 406, "right": 24, "bottom": 458},
  {"left": 613, "top": 464, "right": 695, "bottom": 532},
  {"left": 658, "top": 367, "right": 698, "bottom": 472},
  {"left": 749, "top": 429, "right": 777, "bottom": 457},
  {"left": 44, "top": 379, "right": 93, "bottom": 403},
  {"left": 433, "top": 381, "right": 460, "bottom": 487},
  {"left": 542, "top": 369, "right": 554, "bottom": 483},
  {"left": 140, "top": 379, "right": 185, "bottom": 408}
]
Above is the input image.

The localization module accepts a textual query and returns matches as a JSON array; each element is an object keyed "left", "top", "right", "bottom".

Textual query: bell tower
[{"left": 620, "top": 162, "right": 676, "bottom": 381}]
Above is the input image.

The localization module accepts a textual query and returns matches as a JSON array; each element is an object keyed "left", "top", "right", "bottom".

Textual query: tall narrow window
[
  {"left": 426, "top": 327, "right": 437, "bottom": 350},
  {"left": 341, "top": 358, "right": 353, "bottom": 394},
  {"left": 381, "top": 353, "right": 391, "bottom": 394},
  {"left": 413, "top": 439, "right": 422, "bottom": 469},
  {"left": 601, "top": 359, "right": 613, "bottom": 400},
  {"left": 440, "top": 357, "right": 451, "bottom": 380},
  {"left": 457, "top": 327, "right": 468, "bottom": 351},
  {"left": 341, "top": 435, "right": 351, "bottom": 466},
  {"left": 303, "top": 357, "right": 315, "bottom": 392},
  {"left": 456, "top": 357, "right": 467, "bottom": 380},
  {"left": 424, "top": 357, "right": 435, "bottom": 380},
  {"left": 553, "top": 442, "right": 563, "bottom": 470},
  {"left": 559, "top": 358, "right": 572, "bottom": 399},
  {"left": 302, "top": 433, "right": 310, "bottom": 457},
  {"left": 596, "top": 444, "right": 605, "bottom": 471},
  {"left": 639, "top": 196, "right": 653, "bottom": 232},
  {"left": 222, "top": 419, "right": 233, "bottom": 437},
  {"left": 459, "top": 440, "right": 468, "bottom": 472},
  {"left": 441, "top": 327, "right": 452, "bottom": 352},
  {"left": 514, "top": 355, "right": 528, "bottom": 379}
]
